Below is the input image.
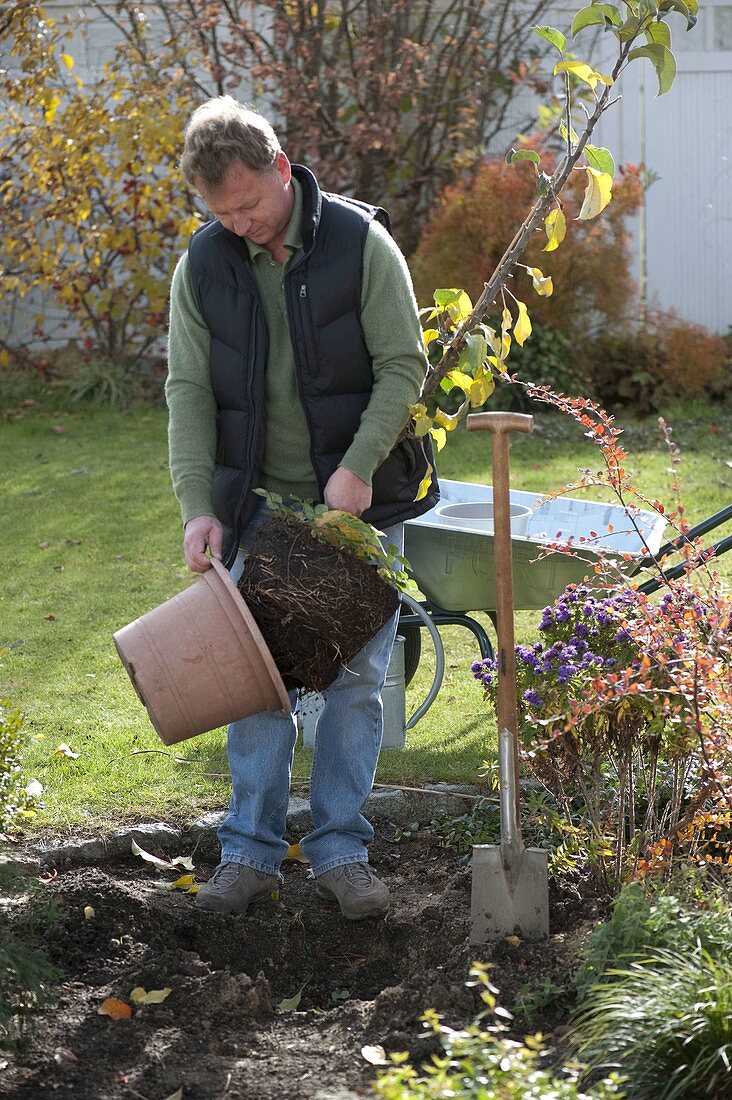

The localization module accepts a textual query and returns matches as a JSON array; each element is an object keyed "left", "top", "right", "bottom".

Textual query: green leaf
[
  {"left": 533, "top": 25, "right": 567, "bottom": 52},
  {"left": 537, "top": 171, "right": 553, "bottom": 197},
  {"left": 278, "top": 990, "right": 303, "bottom": 1012},
  {"left": 433, "top": 288, "right": 473, "bottom": 323},
  {"left": 584, "top": 144, "right": 615, "bottom": 177},
  {"left": 571, "top": 4, "right": 621, "bottom": 36},
  {"left": 645, "top": 20, "right": 671, "bottom": 46},
  {"left": 506, "top": 148, "right": 540, "bottom": 166},
  {"left": 627, "top": 43, "right": 677, "bottom": 95},
  {"left": 459, "top": 332, "right": 488, "bottom": 373}
]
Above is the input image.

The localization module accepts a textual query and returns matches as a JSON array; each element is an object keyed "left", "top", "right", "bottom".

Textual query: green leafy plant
[
  {"left": 373, "top": 964, "right": 625, "bottom": 1099},
  {"left": 516, "top": 976, "right": 574, "bottom": 1028},
  {"left": 575, "top": 879, "right": 732, "bottom": 1002},
  {"left": 253, "top": 490, "right": 412, "bottom": 592},
  {"left": 0, "top": 701, "right": 39, "bottom": 835},
  {"left": 569, "top": 948, "right": 732, "bottom": 1099}
]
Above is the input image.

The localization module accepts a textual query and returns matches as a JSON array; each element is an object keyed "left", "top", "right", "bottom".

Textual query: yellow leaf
[
  {"left": 505, "top": 934, "right": 522, "bottom": 948},
  {"left": 415, "top": 461, "right": 434, "bottom": 502},
  {"left": 529, "top": 267, "right": 553, "bottom": 297},
  {"left": 578, "top": 167, "right": 613, "bottom": 220},
  {"left": 61, "top": 53, "right": 74, "bottom": 69},
  {"left": 83, "top": 905, "right": 95, "bottom": 920},
  {"left": 433, "top": 406, "right": 463, "bottom": 431},
  {"left": 513, "top": 301, "right": 532, "bottom": 346},
  {"left": 469, "top": 367, "right": 495, "bottom": 407},
  {"left": 429, "top": 427, "right": 447, "bottom": 451},
  {"left": 542, "top": 207, "right": 567, "bottom": 253},
  {"left": 171, "top": 874, "right": 196, "bottom": 889},
  {"left": 422, "top": 328, "right": 440, "bottom": 349},
  {"left": 130, "top": 987, "right": 172, "bottom": 1005},
  {"left": 553, "top": 60, "right": 613, "bottom": 91},
  {"left": 285, "top": 843, "right": 308, "bottom": 864},
  {"left": 98, "top": 997, "right": 133, "bottom": 1020},
  {"left": 44, "top": 95, "right": 61, "bottom": 124},
  {"left": 444, "top": 369, "right": 474, "bottom": 394}
]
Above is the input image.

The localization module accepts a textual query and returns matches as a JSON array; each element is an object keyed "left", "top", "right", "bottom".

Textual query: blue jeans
[{"left": 218, "top": 501, "right": 403, "bottom": 877}]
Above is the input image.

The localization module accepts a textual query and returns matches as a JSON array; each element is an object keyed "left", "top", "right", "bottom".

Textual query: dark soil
[
  {"left": 238, "top": 516, "right": 399, "bottom": 692},
  {"left": 1, "top": 831, "right": 608, "bottom": 1100}
]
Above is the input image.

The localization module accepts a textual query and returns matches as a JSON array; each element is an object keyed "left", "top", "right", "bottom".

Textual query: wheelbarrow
[{"left": 399, "top": 486, "right": 732, "bottom": 688}]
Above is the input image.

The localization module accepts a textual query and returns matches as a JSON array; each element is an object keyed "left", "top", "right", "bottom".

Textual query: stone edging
[{"left": 3, "top": 783, "right": 482, "bottom": 873}]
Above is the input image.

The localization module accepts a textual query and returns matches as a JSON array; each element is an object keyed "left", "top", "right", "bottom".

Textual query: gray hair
[{"left": 180, "top": 97, "right": 280, "bottom": 190}]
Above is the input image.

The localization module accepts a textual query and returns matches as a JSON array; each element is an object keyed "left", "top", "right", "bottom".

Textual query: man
[{"left": 166, "top": 97, "right": 438, "bottom": 920}]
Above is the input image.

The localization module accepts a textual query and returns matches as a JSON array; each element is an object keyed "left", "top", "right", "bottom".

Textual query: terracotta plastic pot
[{"left": 113, "top": 559, "right": 290, "bottom": 745}]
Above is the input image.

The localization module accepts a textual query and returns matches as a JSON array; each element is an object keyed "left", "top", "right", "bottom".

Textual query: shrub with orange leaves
[
  {"left": 410, "top": 151, "right": 643, "bottom": 341},
  {"left": 474, "top": 387, "right": 732, "bottom": 890}
]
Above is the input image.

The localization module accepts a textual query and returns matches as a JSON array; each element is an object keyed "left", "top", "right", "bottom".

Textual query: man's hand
[
  {"left": 183, "top": 514, "right": 223, "bottom": 573},
  {"left": 323, "top": 467, "right": 372, "bottom": 517}
]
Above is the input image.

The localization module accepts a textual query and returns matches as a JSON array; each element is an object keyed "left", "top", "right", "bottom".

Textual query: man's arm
[
  {"left": 324, "top": 220, "right": 428, "bottom": 514},
  {"left": 166, "top": 254, "right": 223, "bottom": 571}
]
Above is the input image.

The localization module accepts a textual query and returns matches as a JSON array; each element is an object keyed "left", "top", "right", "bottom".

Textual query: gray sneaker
[
  {"left": 315, "top": 862, "right": 389, "bottom": 920},
  {"left": 196, "top": 861, "right": 278, "bottom": 915}
]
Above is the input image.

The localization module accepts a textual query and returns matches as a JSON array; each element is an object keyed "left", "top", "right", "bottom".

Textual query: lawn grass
[{"left": 2, "top": 398, "right": 731, "bottom": 836}]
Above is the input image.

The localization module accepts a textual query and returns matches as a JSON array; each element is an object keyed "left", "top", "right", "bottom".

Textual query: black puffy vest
[{"left": 187, "top": 163, "right": 439, "bottom": 564}]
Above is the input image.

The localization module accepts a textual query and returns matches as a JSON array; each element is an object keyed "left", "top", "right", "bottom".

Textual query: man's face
[{"left": 198, "top": 152, "right": 293, "bottom": 247}]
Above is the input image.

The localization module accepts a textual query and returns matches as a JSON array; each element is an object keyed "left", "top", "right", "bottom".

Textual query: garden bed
[{"left": 0, "top": 829, "right": 607, "bottom": 1099}]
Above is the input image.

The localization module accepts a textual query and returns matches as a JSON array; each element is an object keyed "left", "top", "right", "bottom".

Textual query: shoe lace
[
  {"left": 343, "top": 862, "right": 374, "bottom": 887},
  {"left": 210, "top": 862, "right": 247, "bottom": 888}
]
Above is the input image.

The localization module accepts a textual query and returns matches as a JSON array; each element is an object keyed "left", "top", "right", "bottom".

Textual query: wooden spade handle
[{"left": 467, "top": 410, "right": 533, "bottom": 843}]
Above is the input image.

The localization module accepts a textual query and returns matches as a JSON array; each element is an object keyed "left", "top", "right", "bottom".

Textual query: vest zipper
[
  {"left": 227, "top": 303, "right": 263, "bottom": 562},
  {"left": 285, "top": 274, "right": 323, "bottom": 498}
]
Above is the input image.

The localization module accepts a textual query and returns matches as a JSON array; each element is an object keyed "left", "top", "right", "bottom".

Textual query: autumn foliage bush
[
  {"left": 0, "top": 3, "right": 201, "bottom": 379},
  {"left": 410, "top": 151, "right": 643, "bottom": 340},
  {"left": 583, "top": 309, "right": 730, "bottom": 413}
]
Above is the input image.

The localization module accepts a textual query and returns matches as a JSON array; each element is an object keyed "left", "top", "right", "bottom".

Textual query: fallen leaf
[
  {"left": 52, "top": 425, "right": 68, "bottom": 435},
  {"left": 331, "top": 988, "right": 350, "bottom": 1002},
  {"left": 25, "top": 778, "right": 43, "bottom": 798},
  {"left": 130, "top": 839, "right": 194, "bottom": 871},
  {"left": 43, "top": 615, "right": 57, "bottom": 622},
  {"left": 362, "top": 1044, "right": 388, "bottom": 1065},
  {"left": 284, "top": 842, "right": 308, "bottom": 864},
  {"left": 65, "top": 539, "right": 82, "bottom": 546},
  {"left": 278, "top": 990, "right": 302, "bottom": 1011},
  {"left": 171, "top": 855, "right": 195, "bottom": 870},
  {"left": 505, "top": 935, "right": 522, "bottom": 948},
  {"left": 162, "top": 1090, "right": 183, "bottom": 1100},
  {"left": 84, "top": 905, "right": 95, "bottom": 920},
  {"left": 98, "top": 998, "right": 133, "bottom": 1020},
  {"left": 55, "top": 743, "right": 80, "bottom": 759},
  {"left": 39, "top": 540, "right": 51, "bottom": 550},
  {"left": 130, "top": 986, "right": 172, "bottom": 1005}
]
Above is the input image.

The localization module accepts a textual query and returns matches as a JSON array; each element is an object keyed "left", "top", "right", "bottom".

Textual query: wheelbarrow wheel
[{"left": 400, "top": 626, "right": 422, "bottom": 688}]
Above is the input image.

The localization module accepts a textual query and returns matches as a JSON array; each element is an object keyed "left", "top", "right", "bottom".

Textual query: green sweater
[{"left": 166, "top": 178, "right": 428, "bottom": 525}]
